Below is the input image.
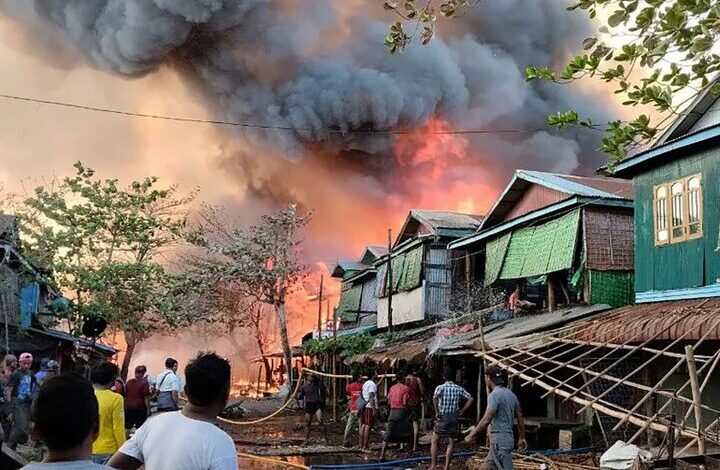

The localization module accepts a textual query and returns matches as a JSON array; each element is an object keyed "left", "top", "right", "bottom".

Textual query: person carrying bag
[{"left": 155, "top": 358, "right": 180, "bottom": 413}]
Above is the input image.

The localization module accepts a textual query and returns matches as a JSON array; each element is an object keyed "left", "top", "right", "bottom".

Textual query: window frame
[{"left": 652, "top": 173, "right": 703, "bottom": 247}]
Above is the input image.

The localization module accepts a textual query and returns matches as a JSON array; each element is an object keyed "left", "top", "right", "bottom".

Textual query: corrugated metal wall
[
  {"left": 425, "top": 246, "right": 450, "bottom": 317},
  {"left": 360, "top": 278, "right": 377, "bottom": 313}
]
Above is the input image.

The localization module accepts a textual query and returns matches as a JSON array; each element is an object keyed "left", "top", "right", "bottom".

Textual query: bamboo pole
[
  {"left": 519, "top": 319, "right": 643, "bottom": 387},
  {"left": 554, "top": 337, "right": 711, "bottom": 362},
  {"left": 317, "top": 274, "right": 323, "bottom": 336},
  {"left": 508, "top": 346, "right": 710, "bottom": 410},
  {"left": 612, "top": 314, "right": 720, "bottom": 431},
  {"left": 551, "top": 309, "right": 693, "bottom": 401},
  {"left": 686, "top": 345, "right": 705, "bottom": 456},
  {"left": 578, "top": 326, "right": 700, "bottom": 413},
  {"left": 628, "top": 350, "right": 720, "bottom": 445},
  {"left": 387, "top": 229, "right": 393, "bottom": 333},
  {"left": 482, "top": 349, "right": 720, "bottom": 445},
  {"left": 476, "top": 350, "right": 700, "bottom": 440}
]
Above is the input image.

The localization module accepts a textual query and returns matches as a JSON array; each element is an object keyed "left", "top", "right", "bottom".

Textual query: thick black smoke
[{"left": 0, "top": 0, "right": 613, "bottom": 194}]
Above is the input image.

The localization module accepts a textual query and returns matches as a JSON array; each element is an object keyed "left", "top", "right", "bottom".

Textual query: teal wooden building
[{"left": 613, "top": 89, "right": 720, "bottom": 302}]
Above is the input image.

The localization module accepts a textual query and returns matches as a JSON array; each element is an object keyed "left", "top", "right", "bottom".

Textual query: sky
[{"left": 0, "top": 0, "right": 633, "bottom": 372}]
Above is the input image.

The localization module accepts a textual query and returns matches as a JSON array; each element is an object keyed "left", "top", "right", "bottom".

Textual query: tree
[
  {"left": 20, "top": 162, "right": 200, "bottom": 379},
  {"left": 192, "top": 204, "right": 310, "bottom": 389},
  {"left": 386, "top": 1, "right": 720, "bottom": 163}
]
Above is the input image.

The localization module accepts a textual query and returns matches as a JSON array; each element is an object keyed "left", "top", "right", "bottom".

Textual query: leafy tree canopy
[{"left": 385, "top": 0, "right": 720, "bottom": 163}]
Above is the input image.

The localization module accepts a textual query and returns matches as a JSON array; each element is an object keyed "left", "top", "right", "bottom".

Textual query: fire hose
[{"left": 179, "top": 367, "right": 394, "bottom": 426}]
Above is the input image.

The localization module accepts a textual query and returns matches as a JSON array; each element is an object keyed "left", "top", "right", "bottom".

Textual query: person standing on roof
[
  {"left": 6, "top": 352, "right": 38, "bottom": 450},
  {"left": 155, "top": 358, "right": 181, "bottom": 413},
  {"left": 465, "top": 364, "right": 527, "bottom": 470},
  {"left": 430, "top": 366, "right": 474, "bottom": 470}
]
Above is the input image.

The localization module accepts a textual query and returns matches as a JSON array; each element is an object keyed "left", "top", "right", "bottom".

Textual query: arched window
[
  {"left": 687, "top": 176, "right": 702, "bottom": 236},
  {"left": 655, "top": 186, "right": 668, "bottom": 243},
  {"left": 653, "top": 174, "right": 702, "bottom": 246}
]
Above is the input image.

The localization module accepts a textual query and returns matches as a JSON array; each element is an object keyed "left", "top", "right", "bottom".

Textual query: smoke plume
[{"left": 0, "top": 0, "right": 614, "bottom": 258}]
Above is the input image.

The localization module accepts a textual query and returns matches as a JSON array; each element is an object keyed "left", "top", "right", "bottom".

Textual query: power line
[{"left": 0, "top": 91, "right": 551, "bottom": 135}]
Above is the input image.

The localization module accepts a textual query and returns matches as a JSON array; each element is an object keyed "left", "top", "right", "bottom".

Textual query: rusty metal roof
[{"left": 572, "top": 298, "right": 720, "bottom": 343}]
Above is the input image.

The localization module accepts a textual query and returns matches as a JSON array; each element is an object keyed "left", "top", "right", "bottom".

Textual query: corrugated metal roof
[
  {"left": 410, "top": 209, "right": 483, "bottom": 230},
  {"left": 330, "top": 260, "right": 370, "bottom": 278},
  {"left": 572, "top": 298, "right": 720, "bottom": 343},
  {"left": 479, "top": 170, "right": 632, "bottom": 231}
]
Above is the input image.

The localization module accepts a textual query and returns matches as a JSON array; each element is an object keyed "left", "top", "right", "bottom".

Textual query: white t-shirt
[
  {"left": 22, "top": 462, "right": 106, "bottom": 470},
  {"left": 156, "top": 370, "right": 182, "bottom": 392},
  {"left": 362, "top": 380, "right": 377, "bottom": 409},
  {"left": 118, "top": 411, "right": 237, "bottom": 470}
]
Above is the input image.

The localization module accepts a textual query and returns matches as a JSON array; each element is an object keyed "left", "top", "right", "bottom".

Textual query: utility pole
[
  {"left": 387, "top": 229, "right": 394, "bottom": 332},
  {"left": 317, "top": 274, "right": 324, "bottom": 337}
]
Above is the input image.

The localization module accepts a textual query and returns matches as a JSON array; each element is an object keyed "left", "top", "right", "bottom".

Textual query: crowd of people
[
  {"left": 296, "top": 364, "right": 527, "bottom": 470},
  {"left": 3, "top": 348, "right": 528, "bottom": 470},
  {"left": 0, "top": 351, "right": 236, "bottom": 470}
]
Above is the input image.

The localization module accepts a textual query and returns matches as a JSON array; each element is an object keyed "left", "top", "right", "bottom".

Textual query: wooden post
[
  {"left": 317, "top": 274, "right": 324, "bottom": 336},
  {"left": 333, "top": 306, "right": 338, "bottom": 423},
  {"left": 547, "top": 274, "right": 556, "bottom": 312},
  {"left": 476, "top": 361, "right": 483, "bottom": 421},
  {"left": 686, "top": 345, "right": 705, "bottom": 455},
  {"left": 465, "top": 251, "right": 472, "bottom": 313},
  {"left": 256, "top": 365, "right": 262, "bottom": 400},
  {"left": 387, "top": 229, "right": 394, "bottom": 332}
]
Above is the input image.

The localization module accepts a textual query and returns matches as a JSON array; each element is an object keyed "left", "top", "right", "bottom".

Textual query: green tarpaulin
[
  {"left": 336, "top": 284, "right": 363, "bottom": 321},
  {"left": 589, "top": 270, "right": 634, "bottom": 307},
  {"left": 498, "top": 210, "right": 580, "bottom": 280},
  {"left": 484, "top": 232, "right": 511, "bottom": 286}
]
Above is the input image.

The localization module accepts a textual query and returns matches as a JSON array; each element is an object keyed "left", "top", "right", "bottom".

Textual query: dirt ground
[{"left": 227, "top": 396, "right": 477, "bottom": 469}]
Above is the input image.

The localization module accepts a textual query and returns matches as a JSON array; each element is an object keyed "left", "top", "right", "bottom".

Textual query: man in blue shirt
[{"left": 430, "top": 367, "right": 474, "bottom": 470}]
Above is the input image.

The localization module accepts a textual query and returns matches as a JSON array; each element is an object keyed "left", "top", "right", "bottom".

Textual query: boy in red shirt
[
  {"left": 342, "top": 372, "right": 364, "bottom": 447},
  {"left": 380, "top": 371, "right": 411, "bottom": 461}
]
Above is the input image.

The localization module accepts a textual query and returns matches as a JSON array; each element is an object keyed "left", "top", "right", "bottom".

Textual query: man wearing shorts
[
  {"left": 360, "top": 369, "right": 379, "bottom": 451},
  {"left": 431, "top": 367, "right": 474, "bottom": 470},
  {"left": 465, "top": 365, "right": 527, "bottom": 470},
  {"left": 297, "top": 374, "right": 327, "bottom": 444}
]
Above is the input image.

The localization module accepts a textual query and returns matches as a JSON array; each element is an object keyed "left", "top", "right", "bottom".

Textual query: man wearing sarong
[{"left": 379, "top": 371, "right": 412, "bottom": 461}]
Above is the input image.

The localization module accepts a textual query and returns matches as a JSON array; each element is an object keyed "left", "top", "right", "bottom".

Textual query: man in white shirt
[
  {"left": 360, "top": 369, "right": 379, "bottom": 451},
  {"left": 155, "top": 358, "right": 181, "bottom": 412},
  {"left": 108, "top": 352, "right": 237, "bottom": 470}
]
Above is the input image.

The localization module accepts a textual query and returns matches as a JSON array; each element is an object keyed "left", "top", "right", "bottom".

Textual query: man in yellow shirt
[{"left": 91, "top": 362, "right": 125, "bottom": 464}]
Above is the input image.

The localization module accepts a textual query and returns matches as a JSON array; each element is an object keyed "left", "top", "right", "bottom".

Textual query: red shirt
[
  {"left": 347, "top": 381, "right": 363, "bottom": 411},
  {"left": 405, "top": 375, "right": 421, "bottom": 406},
  {"left": 388, "top": 383, "right": 409, "bottom": 409},
  {"left": 125, "top": 377, "right": 150, "bottom": 410}
]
